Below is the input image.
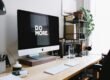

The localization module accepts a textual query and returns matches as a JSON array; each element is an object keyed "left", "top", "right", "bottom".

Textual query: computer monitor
[{"left": 17, "top": 10, "right": 59, "bottom": 57}]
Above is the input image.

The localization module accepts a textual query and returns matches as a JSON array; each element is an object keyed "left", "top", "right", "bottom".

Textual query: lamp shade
[{"left": 0, "top": 0, "right": 6, "bottom": 15}]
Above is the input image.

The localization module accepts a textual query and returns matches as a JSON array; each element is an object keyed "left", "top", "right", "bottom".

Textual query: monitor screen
[{"left": 17, "top": 10, "right": 59, "bottom": 56}]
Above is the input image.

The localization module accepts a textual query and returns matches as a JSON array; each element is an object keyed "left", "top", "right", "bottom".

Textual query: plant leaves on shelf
[{"left": 80, "top": 7, "right": 95, "bottom": 37}]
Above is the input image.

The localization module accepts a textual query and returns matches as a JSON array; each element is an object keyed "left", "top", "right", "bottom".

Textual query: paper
[{"left": 0, "top": 74, "right": 21, "bottom": 80}]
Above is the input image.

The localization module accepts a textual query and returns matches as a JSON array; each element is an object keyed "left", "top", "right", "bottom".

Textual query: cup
[
  {"left": 0, "top": 60, "right": 6, "bottom": 73},
  {"left": 67, "top": 45, "right": 75, "bottom": 59}
]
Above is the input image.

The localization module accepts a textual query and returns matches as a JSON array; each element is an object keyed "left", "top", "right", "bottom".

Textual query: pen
[
  {"left": 0, "top": 54, "right": 3, "bottom": 61},
  {"left": 0, "top": 54, "right": 6, "bottom": 61},
  {"left": 0, "top": 55, "right": 1, "bottom": 61},
  {"left": 3, "top": 55, "right": 6, "bottom": 61}
]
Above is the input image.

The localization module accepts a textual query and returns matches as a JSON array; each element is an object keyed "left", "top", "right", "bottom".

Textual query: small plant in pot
[{"left": 80, "top": 8, "right": 95, "bottom": 37}]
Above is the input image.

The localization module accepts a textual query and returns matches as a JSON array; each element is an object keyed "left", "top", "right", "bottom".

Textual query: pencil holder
[{"left": 0, "top": 60, "right": 6, "bottom": 73}]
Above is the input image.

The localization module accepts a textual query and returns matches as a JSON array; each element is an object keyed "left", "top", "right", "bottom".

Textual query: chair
[
  {"left": 90, "top": 50, "right": 110, "bottom": 80},
  {"left": 71, "top": 50, "right": 110, "bottom": 80},
  {"left": 100, "top": 50, "right": 110, "bottom": 80}
]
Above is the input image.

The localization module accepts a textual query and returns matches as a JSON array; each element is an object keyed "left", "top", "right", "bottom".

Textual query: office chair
[
  {"left": 70, "top": 50, "right": 110, "bottom": 80},
  {"left": 100, "top": 50, "right": 110, "bottom": 80},
  {"left": 89, "top": 50, "right": 110, "bottom": 80}
]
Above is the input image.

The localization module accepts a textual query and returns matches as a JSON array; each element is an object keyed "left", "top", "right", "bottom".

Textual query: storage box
[{"left": 65, "top": 24, "right": 74, "bottom": 39}]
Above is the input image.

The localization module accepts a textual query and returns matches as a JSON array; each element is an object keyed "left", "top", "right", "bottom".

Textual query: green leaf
[{"left": 79, "top": 7, "right": 95, "bottom": 37}]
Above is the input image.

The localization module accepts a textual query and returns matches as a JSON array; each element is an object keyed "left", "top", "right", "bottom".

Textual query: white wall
[
  {"left": 90, "top": 0, "right": 110, "bottom": 54},
  {"left": 0, "top": 15, "right": 6, "bottom": 52},
  {"left": 62, "top": 0, "right": 84, "bottom": 12},
  {"left": 62, "top": 0, "right": 77, "bottom": 15},
  {"left": 76, "top": 0, "right": 84, "bottom": 10},
  {"left": 84, "top": 0, "right": 90, "bottom": 10}
]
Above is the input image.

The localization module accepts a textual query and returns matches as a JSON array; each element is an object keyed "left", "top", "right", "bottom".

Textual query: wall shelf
[{"left": 63, "top": 15, "right": 89, "bottom": 57}]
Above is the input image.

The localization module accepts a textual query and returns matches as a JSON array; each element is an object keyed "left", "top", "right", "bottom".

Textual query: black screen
[{"left": 17, "top": 10, "right": 59, "bottom": 50}]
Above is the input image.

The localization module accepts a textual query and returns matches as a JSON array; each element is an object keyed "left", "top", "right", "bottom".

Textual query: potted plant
[{"left": 80, "top": 8, "right": 95, "bottom": 37}]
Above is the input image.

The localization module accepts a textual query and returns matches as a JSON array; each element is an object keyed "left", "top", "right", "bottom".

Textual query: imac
[{"left": 17, "top": 10, "right": 60, "bottom": 59}]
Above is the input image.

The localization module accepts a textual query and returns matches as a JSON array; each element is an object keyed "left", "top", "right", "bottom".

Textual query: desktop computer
[{"left": 17, "top": 10, "right": 60, "bottom": 66}]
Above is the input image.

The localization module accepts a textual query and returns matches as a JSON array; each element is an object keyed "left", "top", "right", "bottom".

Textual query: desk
[{"left": 0, "top": 54, "right": 101, "bottom": 80}]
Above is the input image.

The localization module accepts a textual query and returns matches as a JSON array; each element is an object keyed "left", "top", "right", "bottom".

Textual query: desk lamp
[{"left": 0, "top": 0, "right": 6, "bottom": 15}]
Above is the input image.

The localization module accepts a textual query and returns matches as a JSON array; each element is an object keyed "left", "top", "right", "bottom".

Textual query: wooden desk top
[{"left": 0, "top": 54, "right": 101, "bottom": 80}]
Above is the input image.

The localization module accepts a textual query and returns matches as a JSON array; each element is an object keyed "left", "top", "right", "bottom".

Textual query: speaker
[{"left": 74, "top": 44, "right": 82, "bottom": 57}]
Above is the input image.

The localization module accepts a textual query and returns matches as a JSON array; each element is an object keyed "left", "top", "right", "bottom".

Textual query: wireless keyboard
[{"left": 44, "top": 64, "right": 70, "bottom": 75}]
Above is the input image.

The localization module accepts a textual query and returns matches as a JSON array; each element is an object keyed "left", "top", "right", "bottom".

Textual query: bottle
[{"left": 68, "top": 46, "right": 71, "bottom": 58}]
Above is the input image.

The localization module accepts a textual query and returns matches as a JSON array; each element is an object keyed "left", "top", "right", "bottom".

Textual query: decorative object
[
  {"left": 73, "top": 10, "right": 84, "bottom": 21},
  {"left": 0, "top": 0, "right": 6, "bottom": 15}
]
